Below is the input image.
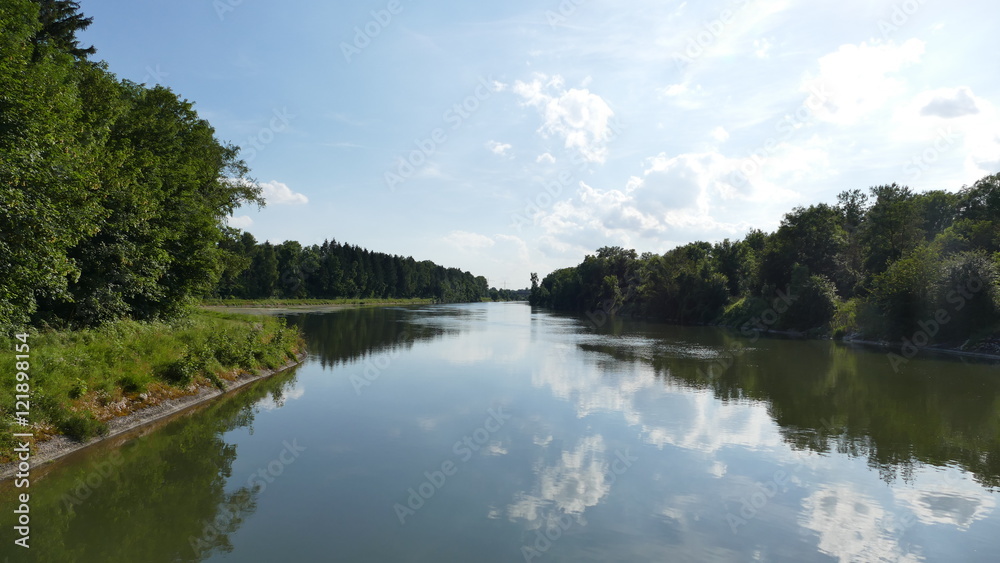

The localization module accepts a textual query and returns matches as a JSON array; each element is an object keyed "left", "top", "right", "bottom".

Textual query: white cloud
[
  {"left": 443, "top": 230, "right": 496, "bottom": 251},
  {"left": 920, "top": 86, "right": 981, "bottom": 118},
  {"left": 710, "top": 126, "right": 730, "bottom": 142},
  {"left": 528, "top": 338, "right": 783, "bottom": 453},
  {"left": 256, "top": 384, "right": 305, "bottom": 411},
  {"left": 486, "top": 441, "right": 508, "bottom": 456},
  {"left": 894, "top": 473, "right": 996, "bottom": 530},
  {"left": 226, "top": 215, "right": 254, "bottom": 229},
  {"left": 514, "top": 74, "right": 616, "bottom": 163},
  {"left": 892, "top": 87, "right": 1000, "bottom": 182},
  {"left": 487, "top": 140, "right": 512, "bottom": 156},
  {"left": 507, "top": 434, "right": 611, "bottom": 529},
  {"left": 532, "top": 151, "right": 778, "bottom": 258},
  {"left": 536, "top": 152, "right": 556, "bottom": 164},
  {"left": 804, "top": 39, "right": 925, "bottom": 125},
  {"left": 260, "top": 180, "right": 309, "bottom": 205},
  {"left": 801, "top": 485, "right": 921, "bottom": 563}
]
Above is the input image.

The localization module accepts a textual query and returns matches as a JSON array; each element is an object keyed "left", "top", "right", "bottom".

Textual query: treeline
[
  {"left": 213, "top": 232, "right": 495, "bottom": 303},
  {"left": 1, "top": 0, "right": 261, "bottom": 330},
  {"left": 530, "top": 173, "right": 1000, "bottom": 345}
]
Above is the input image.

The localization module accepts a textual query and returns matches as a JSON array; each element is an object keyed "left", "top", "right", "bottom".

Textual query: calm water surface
[{"left": 4, "top": 302, "right": 1000, "bottom": 562}]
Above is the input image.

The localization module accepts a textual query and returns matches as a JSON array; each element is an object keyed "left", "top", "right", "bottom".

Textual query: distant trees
[
  {"left": 212, "top": 235, "right": 491, "bottom": 304},
  {"left": 530, "top": 174, "right": 1000, "bottom": 344}
]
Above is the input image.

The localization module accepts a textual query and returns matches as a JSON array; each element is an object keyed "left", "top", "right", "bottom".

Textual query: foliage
[
  {"left": 779, "top": 266, "right": 839, "bottom": 331},
  {"left": 0, "top": 0, "right": 261, "bottom": 331},
  {"left": 0, "top": 310, "right": 303, "bottom": 457},
  {"left": 531, "top": 174, "right": 1000, "bottom": 343},
  {"left": 214, "top": 235, "right": 492, "bottom": 303},
  {"left": 30, "top": 0, "right": 96, "bottom": 59},
  {"left": 931, "top": 250, "right": 1000, "bottom": 341}
]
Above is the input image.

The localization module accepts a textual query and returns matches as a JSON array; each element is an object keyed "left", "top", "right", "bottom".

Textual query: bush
[
  {"left": 59, "top": 411, "right": 108, "bottom": 442},
  {"left": 781, "top": 271, "right": 839, "bottom": 331},
  {"left": 159, "top": 349, "right": 208, "bottom": 385},
  {"left": 208, "top": 330, "right": 256, "bottom": 369},
  {"left": 118, "top": 373, "right": 147, "bottom": 394},
  {"left": 870, "top": 246, "right": 940, "bottom": 339},
  {"left": 831, "top": 298, "right": 860, "bottom": 339},
  {"left": 932, "top": 250, "right": 1000, "bottom": 341},
  {"left": 68, "top": 378, "right": 88, "bottom": 399}
]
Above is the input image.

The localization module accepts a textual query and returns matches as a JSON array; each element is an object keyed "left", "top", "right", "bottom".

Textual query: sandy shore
[{"left": 0, "top": 353, "right": 306, "bottom": 481}]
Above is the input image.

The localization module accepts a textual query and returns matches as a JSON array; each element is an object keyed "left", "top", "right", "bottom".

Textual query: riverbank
[
  {"left": 0, "top": 351, "right": 304, "bottom": 481},
  {"left": 201, "top": 298, "right": 438, "bottom": 316},
  {"left": 202, "top": 297, "right": 436, "bottom": 308},
  {"left": 709, "top": 322, "right": 1000, "bottom": 362},
  {"left": 0, "top": 310, "right": 304, "bottom": 466},
  {"left": 710, "top": 294, "right": 1000, "bottom": 361},
  {"left": 840, "top": 336, "right": 1000, "bottom": 362}
]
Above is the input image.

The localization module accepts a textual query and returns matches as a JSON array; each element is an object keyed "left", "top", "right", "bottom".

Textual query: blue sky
[{"left": 79, "top": 0, "right": 1000, "bottom": 289}]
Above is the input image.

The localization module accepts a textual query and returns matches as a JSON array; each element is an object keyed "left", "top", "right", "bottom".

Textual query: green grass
[
  {"left": 0, "top": 310, "right": 303, "bottom": 461},
  {"left": 201, "top": 297, "right": 435, "bottom": 308}
]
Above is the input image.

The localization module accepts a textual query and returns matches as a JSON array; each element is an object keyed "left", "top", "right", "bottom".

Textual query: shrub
[
  {"left": 118, "top": 373, "right": 147, "bottom": 394},
  {"left": 59, "top": 411, "right": 108, "bottom": 442},
  {"left": 870, "top": 246, "right": 940, "bottom": 339},
  {"left": 160, "top": 349, "right": 208, "bottom": 385},
  {"left": 781, "top": 273, "right": 839, "bottom": 331},
  {"left": 931, "top": 250, "right": 1000, "bottom": 342}
]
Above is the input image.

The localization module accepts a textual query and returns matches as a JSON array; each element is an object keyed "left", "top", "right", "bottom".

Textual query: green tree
[
  {"left": 30, "top": 0, "right": 95, "bottom": 59},
  {"left": 953, "top": 173, "right": 1000, "bottom": 252},
  {"left": 760, "top": 204, "right": 845, "bottom": 290},
  {"left": 870, "top": 245, "right": 940, "bottom": 339},
  {"left": 932, "top": 251, "right": 1000, "bottom": 341},
  {"left": 861, "top": 184, "right": 922, "bottom": 276},
  {"left": 0, "top": 0, "right": 104, "bottom": 329},
  {"left": 38, "top": 83, "right": 261, "bottom": 325}
]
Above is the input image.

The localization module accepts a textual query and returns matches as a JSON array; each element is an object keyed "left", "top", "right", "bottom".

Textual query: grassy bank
[
  {"left": 202, "top": 297, "right": 436, "bottom": 308},
  {"left": 0, "top": 310, "right": 303, "bottom": 462}
]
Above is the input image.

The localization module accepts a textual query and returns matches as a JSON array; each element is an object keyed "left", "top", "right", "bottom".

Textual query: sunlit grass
[{"left": 0, "top": 310, "right": 303, "bottom": 461}]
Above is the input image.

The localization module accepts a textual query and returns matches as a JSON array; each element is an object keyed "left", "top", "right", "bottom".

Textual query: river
[{"left": 3, "top": 302, "right": 1000, "bottom": 562}]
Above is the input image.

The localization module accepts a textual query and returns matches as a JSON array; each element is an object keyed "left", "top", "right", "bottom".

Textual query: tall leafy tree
[
  {"left": 861, "top": 184, "right": 922, "bottom": 275},
  {"left": 759, "top": 204, "right": 845, "bottom": 289},
  {"left": 0, "top": 0, "right": 104, "bottom": 329}
]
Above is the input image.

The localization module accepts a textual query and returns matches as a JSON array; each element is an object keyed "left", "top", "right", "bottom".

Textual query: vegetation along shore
[
  {"left": 0, "top": 311, "right": 303, "bottom": 466},
  {"left": 529, "top": 176, "right": 1000, "bottom": 356}
]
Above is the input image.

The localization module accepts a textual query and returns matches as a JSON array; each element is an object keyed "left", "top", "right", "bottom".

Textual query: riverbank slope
[{"left": 0, "top": 310, "right": 304, "bottom": 468}]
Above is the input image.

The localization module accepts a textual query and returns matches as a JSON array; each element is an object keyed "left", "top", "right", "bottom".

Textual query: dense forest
[
  {"left": 212, "top": 231, "right": 520, "bottom": 303},
  {"left": 0, "top": 1, "right": 506, "bottom": 333},
  {"left": 530, "top": 175, "right": 1000, "bottom": 346}
]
